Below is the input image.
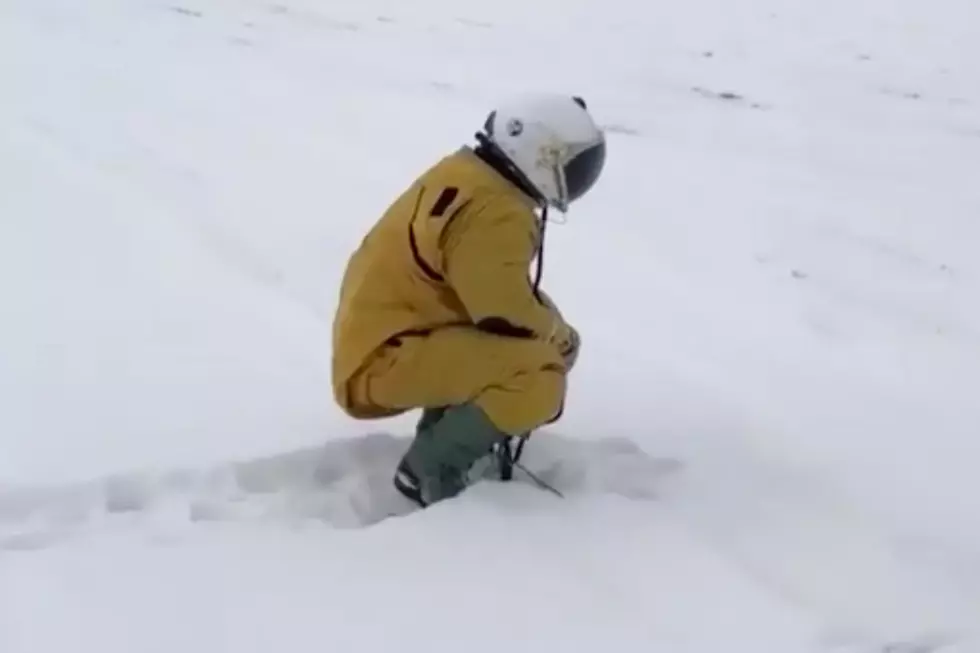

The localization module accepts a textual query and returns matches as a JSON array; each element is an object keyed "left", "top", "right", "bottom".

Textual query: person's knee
[
  {"left": 477, "top": 363, "right": 566, "bottom": 435},
  {"left": 523, "top": 366, "right": 567, "bottom": 428}
]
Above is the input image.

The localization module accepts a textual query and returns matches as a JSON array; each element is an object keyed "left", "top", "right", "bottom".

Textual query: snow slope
[{"left": 2, "top": 0, "right": 979, "bottom": 650}]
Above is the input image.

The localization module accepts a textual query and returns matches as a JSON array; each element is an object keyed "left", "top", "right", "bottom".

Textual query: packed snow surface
[{"left": 2, "top": 0, "right": 979, "bottom": 651}]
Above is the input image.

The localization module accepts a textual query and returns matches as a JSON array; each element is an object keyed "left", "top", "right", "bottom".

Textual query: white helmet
[{"left": 480, "top": 94, "right": 606, "bottom": 212}]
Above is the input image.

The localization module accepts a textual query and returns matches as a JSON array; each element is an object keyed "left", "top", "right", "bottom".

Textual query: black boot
[{"left": 393, "top": 403, "right": 509, "bottom": 507}]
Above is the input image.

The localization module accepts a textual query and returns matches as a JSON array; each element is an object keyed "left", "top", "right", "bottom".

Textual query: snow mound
[{"left": 0, "top": 432, "right": 681, "bottom": 550}]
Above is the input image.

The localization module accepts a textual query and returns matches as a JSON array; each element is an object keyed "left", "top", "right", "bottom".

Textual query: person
[{"left": 331, "top": 93, "right": 607, "bottom": 507}]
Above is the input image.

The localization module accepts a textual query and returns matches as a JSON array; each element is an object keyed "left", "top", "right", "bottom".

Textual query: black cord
[
  {"left": 493, "top": 438, "right": 563, "bottom": 498},
  {"left": 514, "top": 460, "right": 564, "bottom": 498},
  {"left": 531, "top": 207, "right": 548, "bottom": 301}
]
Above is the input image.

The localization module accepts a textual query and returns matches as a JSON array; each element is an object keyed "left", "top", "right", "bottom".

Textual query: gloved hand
[
  {"left": 538, "top": 289, "right": 581, "bottom": 371},
  {"left": 559, "top": 322, "right": 581, "bottom": 370}
]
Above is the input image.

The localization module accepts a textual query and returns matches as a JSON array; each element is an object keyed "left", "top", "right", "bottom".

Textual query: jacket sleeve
[{"left": 442, "top": 206, "right": 557, "bottom": 340}]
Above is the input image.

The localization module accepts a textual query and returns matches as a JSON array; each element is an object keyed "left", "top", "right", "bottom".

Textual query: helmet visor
[{"left": 563, "top": 136, "right": 606, "bottom": 204}]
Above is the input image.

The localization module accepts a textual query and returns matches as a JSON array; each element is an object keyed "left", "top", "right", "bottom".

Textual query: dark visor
[{"left": 563, "top": 138, "right": 606, "bottom": 203}]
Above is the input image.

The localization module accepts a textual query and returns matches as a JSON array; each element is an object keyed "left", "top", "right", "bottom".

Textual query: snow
[{"left": 1, "top": 0, "right": 979, "bottom": 650}]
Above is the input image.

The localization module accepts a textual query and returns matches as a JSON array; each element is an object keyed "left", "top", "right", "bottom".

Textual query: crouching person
[{"left": 331, "top": 94, "right": 606, "bottom": 507}]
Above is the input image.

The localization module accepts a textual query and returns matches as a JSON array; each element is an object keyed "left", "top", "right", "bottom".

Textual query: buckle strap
[{"left": 493, "top": 436, "right": 527, "bottom": 481}]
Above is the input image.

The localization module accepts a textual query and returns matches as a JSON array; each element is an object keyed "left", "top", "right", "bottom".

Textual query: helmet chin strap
[
  {"left": 550, "top": 156, "right": 570, "bottom": 214},
  {"left": 546, "top": 210, "right": 568, "bottom": 225}
]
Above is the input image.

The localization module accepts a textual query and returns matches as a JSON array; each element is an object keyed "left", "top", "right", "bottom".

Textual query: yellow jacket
[{"left": 332, "top": 147, "right": 562, "bottom": 417}]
